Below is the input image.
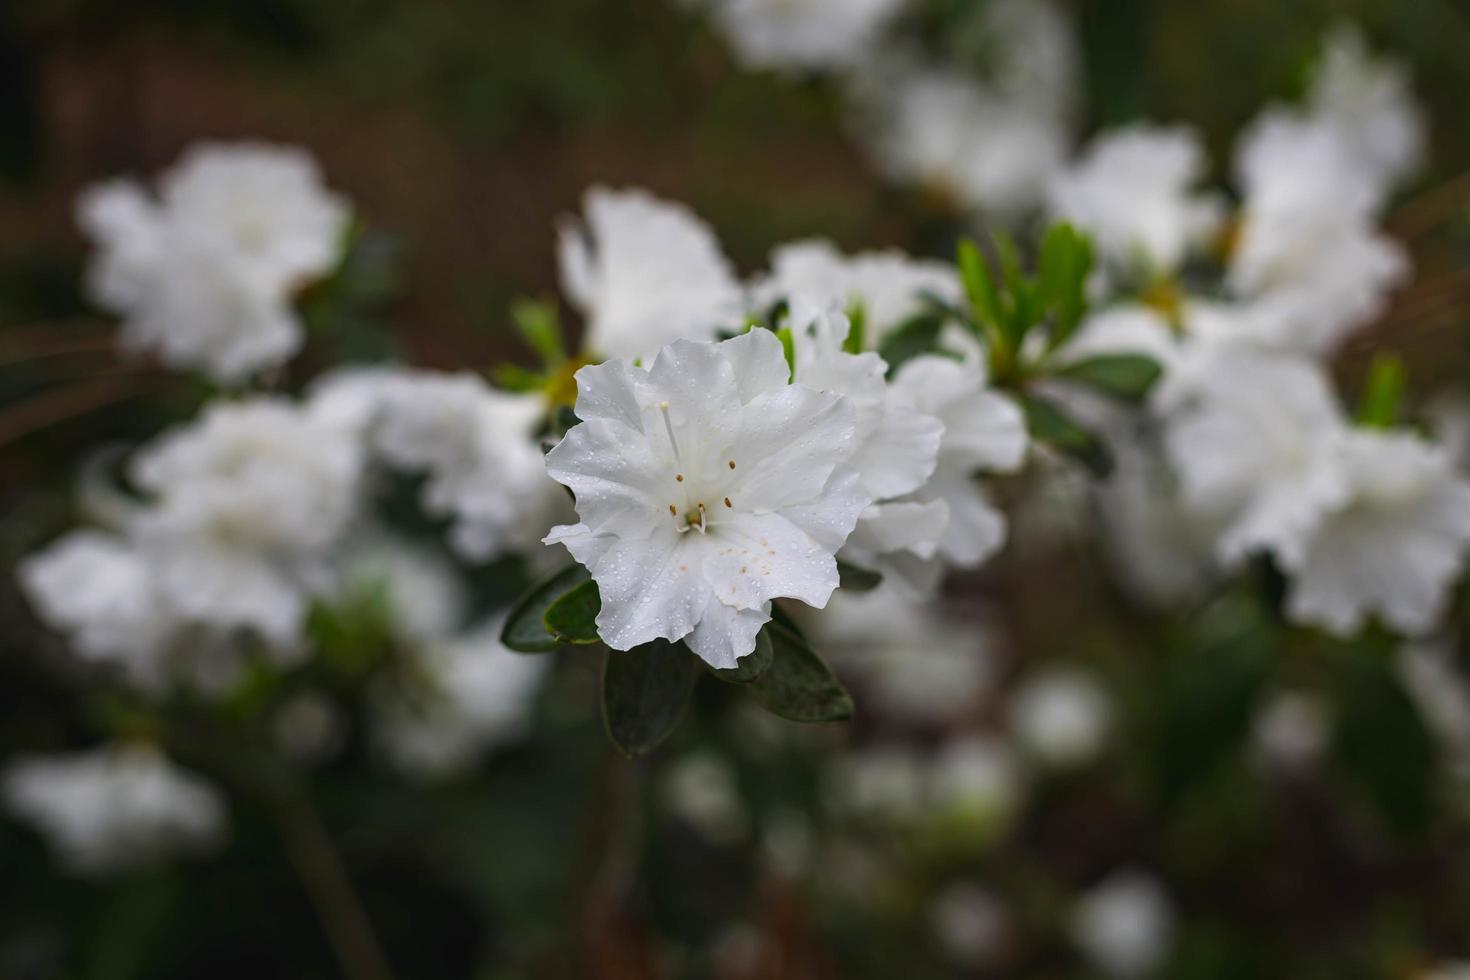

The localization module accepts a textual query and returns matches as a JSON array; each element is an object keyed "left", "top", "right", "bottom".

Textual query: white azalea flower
[
  {"left": 3, "top": 746, "right": 226, "bottom": 875},
  {"left": 128, "top": 397, "right": 364, "bottom": 648},
  {"left": 1010, "top": 668, "right": 1112, "bottom": 769},
  {"left": 699, "top": 0, "right": 907, "bottom": 73},
  {"left": 1071, "top": 872, "right": 1175, "bottom": 979},
  {"left": 77, "top": 142, "right": 350, "bottom": 382},
  {"left": 18, "top": 531, "right": 175, "bottom": 683},
  {"left": 1160, "top": 347, "right": 1349, "bottom": 567},
  {"left": 373, "top": 619, "right": 549, "bottom": 780},
  {"left": 1308, "top": 25, "right": 1424, "bottom": 196},
  {"left": 752, "top": 239, "right": 960, "bottom": 343},
  {"left": 336, "top": 531, "right": 468, "bottom": 645},
  {"left": 1283, "top": 430, "right": 1470, "bottom": 637},
  {"left": 887, "top": 344, "right": 1029, "bottom": 571},
  {"left": 1049, "top": 124, "right": 1221, "bottom": 278},
  {"left": 1228, "top": 111, "right": 1408, "bottom": 354},
  {"left": 784, "top": 301, "right": 946, "bottom": 581},
  {"left": 368, "top": 370, "right": 564, "bottom": 562},
  {"left": 544, "top": 331, "right": 871, "bottom": 668},
  {"left": 558, "top": 187, "right": 744, "bottom": 360}
]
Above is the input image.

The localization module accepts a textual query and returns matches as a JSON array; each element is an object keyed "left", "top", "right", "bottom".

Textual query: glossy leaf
[
  {"left": 543, "top": 580, "right": 601, "bottom": 645},
  {"left": 747, "top": 623, "right": 854, "bottom": 723},
  {"left": 500, "top": 565, "right": 592, "bottom": 653},
  {"left": 602, "top": 640, "right": 700, "bottom": 756},
  {"left": 709, "top": 628, "right": 774, "bottom": 684}
]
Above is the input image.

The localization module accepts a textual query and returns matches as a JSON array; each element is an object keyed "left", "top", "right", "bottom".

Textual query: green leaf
[
  {"left": 1024, "top": 395, "right": 1112, "bottom": 477},
  {"left": 602, "top": 639, "right": 700, "bottom": 756},
  {"left": 500, "top": 565, "right": 592, "bottom": 653},
  {"left": 710, "top": 627, "right": 774, "bottom": 684},
  {"left": 876, "top": 312, "right": 945, "bottom": 376},
  {"left": 843, "top": 301, "right": 867, "bottom": 354},
  {"left": 1053, "top": 353, "right": 1162, "bottom": 401},
  {"left": 747, "top": 622, "right": 854, "bottom": 723},
  {"left": 776, "top": 325, "right": 796, "bottom": 375},
  {"left": 836, "top": 560, "right": 883, "bottom": 592},
  {"left": 511, "top": 298, "right": 564, "bottom": 365},
  {"left": 957, "top": 237, "right": 1002, "bottom": 333},
  {"left": 543, "top": 581, "right": 602, "bottom": 645},
  {"left": 1037, "top": 223, "right": 1093, "bottom": 347},
  {"left": 492, "top": 362, "right": 547, "bottom": 393},
  {"left": 1356, "top": 353, "right": 1405, "bottom": 428}
]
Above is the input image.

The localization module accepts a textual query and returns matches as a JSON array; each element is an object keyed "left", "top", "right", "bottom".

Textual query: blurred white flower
[
  {"left": 1283, "top": 430, "right": 1470, "bottom": 637},
  {"left": 853, "top": 65, "right": 1070, "bottom": 217},
  {"left": 1228, "top": 111, "right": 1408, "bottom": 355},
  {"left": 888, "top": 344, "right": 1028, "bottom": 574},
  {"left": 78, "top": 142, "right": 349, "bottom": 382},
  {"left": 823, "top": 747, "right": 926, "bottom": 823},
  {"left": 815, "top": 586, "right": 994, "bottom": 722},
  {"left": 1308, "top": 24, "right": 1424, "bottom": 196},
  {"left": 1071, "top": 871, "right": 1175, "bottom": 979},
  {"left": 129, "top": 397, "right": 364, "bottom": 649},
  {"left": 4, "top": 745, "right": 226, "bottom": 875},
  {"left": 931, "top": 884, "right": 1009, "bottom": 967},
  {"left": 1011, "top": 668, "right": 1112, "bottom": 769},
  {"left": 337, "top": 531, "right": 468, "bottom": 644},
  {"left": 1161, "top": 347, "right": 1349, "bottom": 567},
  {"left": 699, "top": 0, "right": 908, "bottom": 73},
  {"left": 1252, "top": 690, "right": 1331, "bottom": 772},
  {"left": 271, "top": 692, "right": 347, "bottom": 766},
  {"left": 1398, "top": 641, "right": 1470, "bottom": 766},
  {"left": 544, "top": 331, "right": 871, "bottom": 668},
  {"left": 752, "top": 239, "right": 960, "bottom": 343},
  {"left": 1423, "top": 962, "right": 1470, "bottom": 980},
  {"left": 558, "top": 187, "right": 744, "bottom": 360},
  {"left": 18, "top": 531, "right": 176, "bottom": 683},
  {"left": 1050, "top": 124, "right": 1221, "bottom": 278},
  {"left": 373, "top": 619, "right": 549, "bottom": 780},
  {"left": 367, "top": 370, "right": 563, "bottom": 562},
  {"left": 928, "top": 736, "right": 1023, "bottom": 832},
  {"left": 662, "top": 752, "right": 749, "bottom": 843}
]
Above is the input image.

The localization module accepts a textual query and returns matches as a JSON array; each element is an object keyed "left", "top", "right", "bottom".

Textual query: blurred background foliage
[{"left": 3, "top": 1, "right": 1470, "bottom": 978}]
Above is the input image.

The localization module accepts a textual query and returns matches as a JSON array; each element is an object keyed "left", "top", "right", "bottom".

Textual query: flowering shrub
[{"left": 5, "top": 2, "right": 1470, "bottom": 977}]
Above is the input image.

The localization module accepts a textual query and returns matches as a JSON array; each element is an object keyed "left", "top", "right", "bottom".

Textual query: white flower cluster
[
  {"left": 1042, "top": 30, "right": 1470, "bottom": 638},
  {"left": 545, "top": 187, "right": 1027, "bottom": 668},
  {"left": 79, "top": 142, "right": 351, "bottom": 382},
  {"left": 3, "top": 745, "right": 226, "bottom": 874}
]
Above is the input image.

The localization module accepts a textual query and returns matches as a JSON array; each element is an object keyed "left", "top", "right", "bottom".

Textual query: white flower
[
  {"left": 3, "top": 746, "right": 226, "bottom": 874},
  {"left": 1071, "top": 871, "right": 1175, "bottom": 979},
  {"left": 544, "top": 330, "right": 871, "bottom": 668},
  {"left": 662, "top": 752, "right": 749, "bottom": 843},
  {"left": 853, "top": 65, "right": 1070, "bottom": 217},
  {"left": 928, "top": 736, "right": 1023, "bottom": 834},
  {"left": 1283, "top": 431, "right": 1470, "bottom": 637},
  {"left": 1308, "top": 25, "right": 1424, "bottom": 196},
  {"left": 78, "top": 142, "right": 349, "bottom": 382},
  {"left": 700, "top": 0, "right": 907, "bottom": 73},
  {"left": 823, "top": 747, "right": 926, "bottom": 823},
  {"left": 1160, "top": 347, "right": 1349, "bottom": 567},
  {"left": 887, "top": 344, "right": 1029, "bottom": 571},
  {"left": 814, "top": 586, "right": 994, "bottom": 721},
  {"left": 1010, "top": 668, "right": 1111, "bottom": 769},
  {"left": 1252, "top": 690, "right": 1331, "bottom": 771},
  {"left": 373, "top": 619, "right": 549, "bottom": 780},
  {"left": 752, "top": 239, "right": 960, "bottom": 342},
  {"left": 128, "top": 397, "right": 364, "bottom": 648},
  {"left": 18, "top": 531, "right": 175, "bottom": 683},
  {"left": 931, "top": 884, "right": 1009, "bottom": 967},
  {"left": 558, "top": 187, "right": 744, "bottom": 360},
  {"left": 784, "top": 301, "right": 946, "bottom": 581},
  {"left": 1228, "top": 111, "right": 1407, "bottom": 355},
  {"left": 336, "top": 531, "right": 468, "bottom": 645},
  {"left": 1049, "top": 124, "right": 1220, "bottom": 278},
  {"left": 367, "top": 370, "right": 564, "bottom": 561}
]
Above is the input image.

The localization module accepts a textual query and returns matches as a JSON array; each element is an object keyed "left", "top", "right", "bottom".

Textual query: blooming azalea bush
[{"left": 5, "top": 2, "right": 1470, "bottom": 978}]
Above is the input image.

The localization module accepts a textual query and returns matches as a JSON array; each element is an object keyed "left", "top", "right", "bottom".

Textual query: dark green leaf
[
  {"left": 710, "top": 627, "right": 774, "bottom": 684},
  {"left": 543, "top": 580, "right": 602, "bottom": 644},
  {"left": 602, "top": 639, "right": 700, "bottom": 756},
  {"left": 836, "top": 560, "right": 883, "bottom": 592},
  {"left": 957, "top": 237, "right": 1003, "bottom": 334},
  {"left": 747, "top": 623, "right": 853, "bottom": 723},
  {"left": 1356, "top": 353, "right": 1405, "bottom": 429},
  {"left": 877, "top": 312, "right": 945, "bottom": 376},
  {"left": 844, "top": 301, "right": 867, "bottom": 354},
  {"left": 1024, "top": 395, "right": 1112, "bottom": 477},
  {"left": 500, "top": 565, "right": 591, "bottom": 653},
  {"left": 1038, "top": 223, "right": 1093, "bottom": 347},
  {"left": 1054, "top": 353, "right": 1162, "bottom": 401}
]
